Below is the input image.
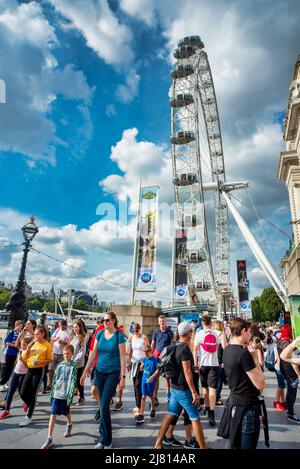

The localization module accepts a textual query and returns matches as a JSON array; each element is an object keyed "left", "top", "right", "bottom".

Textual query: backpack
[
  {"left": 264, "top": 346, "right": 276, "bottom": 372},
  {"left": 201, "top": 330, "right": 217, "bottom": 353},
  {"left": 158, "top": 343, "right": 179, "bottom": 380}
]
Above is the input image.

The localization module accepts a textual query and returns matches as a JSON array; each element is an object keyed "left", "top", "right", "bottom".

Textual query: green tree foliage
[
  {"left": 74, "top": 299, "right": 91, "bottom": 311},
  {"left": 27, "top": 297, "right": 46, "bottom": 311},
  {"left": 0, "top": 289, "right": 11, "bottom": 309},
  {"left": 251, "top": 287, "right": 284, "bottom": 322}
]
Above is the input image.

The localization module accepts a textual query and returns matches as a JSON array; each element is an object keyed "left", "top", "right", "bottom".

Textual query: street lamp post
[{"left": 6, "top": 216, "right": 39, "bottom": 329}]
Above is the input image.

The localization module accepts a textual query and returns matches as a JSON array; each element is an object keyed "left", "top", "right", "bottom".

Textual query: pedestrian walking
[
  {"left": 217, "top": 318, "right": 265, "bottom": 449},
  {"left": 193, "top": 315, "right": 220, "bottom": 425},
  {"left": 40, "top": 344, "right": 77, "bottom": 449},
  {"left": 81, "top": 311, "right": 126, "bottom": 449},
  {"left": 151, "top": 315, "right": 174, "bottom": 405},
  {"left": 155, "top": 322, "right": 207, "bottom": 450},
  {"left": 135, "top": 345, "right": 159, "bottom": 424},
  {"left": 19, "top": 326, "right": 53, "bottom": 427},
  {"left": 0, "top": 320, "right": 23, "bottom": 392},
  {"left": 69, "top": 320, "right": 86, "bottom": 406},
  {"left": 48, "top": 320, "right": 70, "bottom": 390},
  {"left": 127, "top": 323, "right": 149, "bottom": 418},
  {"left": 0, "top": 337, "right": 31, "bottom": 419}
]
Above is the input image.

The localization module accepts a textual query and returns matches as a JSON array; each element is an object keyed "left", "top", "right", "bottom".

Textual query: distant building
[{"left": 278, "top": 56, "right": 300, "bottom": 296}]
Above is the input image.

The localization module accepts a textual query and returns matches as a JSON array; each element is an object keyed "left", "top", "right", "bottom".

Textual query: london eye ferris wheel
[{"left": 170, "top": 35, "right": 245, "bottom": 312}]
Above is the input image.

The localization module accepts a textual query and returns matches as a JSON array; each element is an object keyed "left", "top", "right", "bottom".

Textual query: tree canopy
[{"left": 251, "top": 287, "right": 284, "bottom": 322}]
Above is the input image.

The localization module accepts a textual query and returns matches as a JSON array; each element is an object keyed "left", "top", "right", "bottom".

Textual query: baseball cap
[
  {"left": 178, "top": 321, "right": 193, "bottom": 336},
  {"left": 280, "top": 325, "right": 293, "bottom": 340}
]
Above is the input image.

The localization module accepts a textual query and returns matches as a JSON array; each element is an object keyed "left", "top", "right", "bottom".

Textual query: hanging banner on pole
[
  {"left": 236, "top": 260, "right": 251, "bottom": 316},
  {"left": 174, "top": 228, "right": 188, "bottom": 302},
  {"left": 135, "top": 186, "right": 159, "bottom": 292}
]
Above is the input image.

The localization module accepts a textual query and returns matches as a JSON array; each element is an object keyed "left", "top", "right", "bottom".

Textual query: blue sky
[{"left": 0, "top": 0, "right": 300, "bottom": 304}]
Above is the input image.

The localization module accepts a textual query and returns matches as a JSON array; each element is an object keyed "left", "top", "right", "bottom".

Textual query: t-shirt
[
  {"left": 14, "top": 350, "right": 28, "bottom": 374},
  {"left": 91, "top": 325, "right": 124, "bottom": 368},
  {"left": 96, "top": 330, "right": 126, "bottom": 373},
  {"left": 27, "top": 340, "right": 53, "bottom": 369},
  {"left": 152, "top": 328, "right": 174, "bottom": 353},
  {"left": 171, "top": 343, "right": 195, "bottom": 391},
  {"left": 4, "top": 329, "right": 19, "bottom": 357},
  {"left": 222, "top": 344, "right": 260, "bottom": 404},
  {"left": 194, "top": 329, "right": 220, "bottom": 367},
  {"left": 52, "top": 328, "right": 70, "bottom": 355},
  {"left": 142, "top": 356, "right": 158, "bottom": 383}
]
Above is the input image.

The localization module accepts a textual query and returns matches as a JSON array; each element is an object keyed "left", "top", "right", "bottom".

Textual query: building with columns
[{"left": 278, "top": 56, "right": 300, "bottom": 296}]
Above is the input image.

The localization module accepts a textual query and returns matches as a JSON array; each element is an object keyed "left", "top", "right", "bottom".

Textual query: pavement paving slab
[{"left": 0, "top": 371, "right": 299, "bottom": 449}]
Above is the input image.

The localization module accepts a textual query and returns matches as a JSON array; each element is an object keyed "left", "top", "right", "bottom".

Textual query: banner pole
[{"left": 131, "top": 180, "right": 142, "bottom": 305}]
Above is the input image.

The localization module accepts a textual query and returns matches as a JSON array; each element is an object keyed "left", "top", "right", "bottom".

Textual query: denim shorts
[
  {"left": 275, "top": 369, "right": 285, "bottom": 389},
  {"left": 167, "top": 388, "right": 200, "bottom": 421}
]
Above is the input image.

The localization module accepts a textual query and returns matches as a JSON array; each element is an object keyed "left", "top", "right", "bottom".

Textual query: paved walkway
[{"left": 0, "top": 371, "right": 299, "bottom": 449}]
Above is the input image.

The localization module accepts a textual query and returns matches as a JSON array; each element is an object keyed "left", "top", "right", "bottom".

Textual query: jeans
[
  {"left": 0, "top": 355, "right": 17, "bottom": 385},
  {"left": 216, "top": 367, "right": 226, "bottom": 401},
  {"left": 5, "top": 372, "right": 26, "bottom": 411},
  {"left": 234, "top": 408, "right": 260, "bottom": 449},
  {"left": 285, "top": 377, "right": 298, "bottom": 415},
  {"left": 20, "top": 367, "right": 45, "bottom": 418},
  {"left": 96, "top": 370, "right": 120, "bottom": 446}
]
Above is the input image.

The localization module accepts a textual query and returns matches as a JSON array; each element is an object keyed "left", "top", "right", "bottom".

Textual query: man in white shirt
[
  {"left": 193, "top": 316, "right": 220, "bottom": 426},
  {"left": 48, "top": 320, "right": 70, "bottom": 389}
]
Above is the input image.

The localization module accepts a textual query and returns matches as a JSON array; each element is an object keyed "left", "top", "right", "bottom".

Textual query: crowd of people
[{"left": 0, "top": 311, "right": 299, "bottom": 450}]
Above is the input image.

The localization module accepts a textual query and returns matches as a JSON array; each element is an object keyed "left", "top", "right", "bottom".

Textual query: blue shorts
[
  {"left": 51, "top": 398, "right": 70, "bottom": 416},
  {"left": 141, "top": 380, "right": 156, "bottom": 397},
  {"left": 168, "top": 388, "right": 200, "bottom": 421},
  {"left": 275, "top": 369, "right": 285, "bottom": 389}
]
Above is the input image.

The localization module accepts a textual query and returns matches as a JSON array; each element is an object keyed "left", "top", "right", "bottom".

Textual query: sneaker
[
  {"left": 42, "top": 389, "right": 48, "bottom": 395},
  {"left": 103, "top": 444, "right": 112, "bottom": 449},
  {"left": 63, "top": 423, "right": 72, "bottom": 437},
  {"left": 0, "top": 385, "right": 6, "bottom": 392},
  {"left": 19, "top": 416, "right": 32, "bottom": 427},
  {"left": 163, "top": 436, "right": 182, "bottom": 447},
  {"left": 273, "top": 401, "right": 278, "bottom": 409},
  {"left": 166, "top": 392, "right": 171, "bottom": 403},
  {"left": 95, "top": 442, "right": 103, "bottom": 449},
  {"left": 0, "top": 401, "right": 6, "bottom": 409},
  {"left": 208, "top": 410, "right": 216, "bottom": 426},
  {"left": 150, "top": 409, "right": 156, "bottom": 419},
  {"left": 184, "top": 437, "right": 200, "bottom": 449},
  {"left": 94, "top": 408, "right": 101, "bottom": 422},
  {"left": 0, "top": 410, "right": 10, "bottom": 419},
  {"left": 113, "top": 401, "right": 123, "bottom": 411},
  {"left": 287, "top": 414, "right": 300, "bottom": 424},
  {"left": 275, "top": 402, "right": 285, "bottom": 411},
  {"left": 135, "top": 414, "right": 145, "bottom": 424},
  {"left": 4, "top": 384, "right": 9, "bottom": 390},
  {"left": 76, "top": 398, "right": 85, "bottom": 406},
  {"left": 40, "top": 437, "right": 53, "bottom": 450},
  {"left": 23, "top": 404, "right": 28, "bottom": 413}
]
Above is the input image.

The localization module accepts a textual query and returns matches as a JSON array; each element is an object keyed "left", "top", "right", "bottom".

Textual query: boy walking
[
  {"left": 41, "top": 345, "right": 77, "bottom": 449},
  {"left": 136, "top": 346, "right": 159, "bottom": 424}
]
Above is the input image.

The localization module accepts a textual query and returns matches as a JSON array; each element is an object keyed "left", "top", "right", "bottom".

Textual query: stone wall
[{"left": 112, "top": 304, "right": 161, "bottom": 339}]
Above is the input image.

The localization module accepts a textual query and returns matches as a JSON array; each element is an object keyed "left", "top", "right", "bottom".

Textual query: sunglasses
[{"left": 103, "top": 318, "right": 111, "bottom": 323}]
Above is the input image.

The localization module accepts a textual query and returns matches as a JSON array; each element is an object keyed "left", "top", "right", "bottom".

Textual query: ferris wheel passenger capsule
[
  {"left": 173, "top": 172, "right": 198, "bottom": 186},
  {"left": 177, "top": 36, "right": 204, "bottom": 49},
  {"left": 171, "top": 64, "right": 194, "bottom": 79},
  {"left": 174, "top": 45, "right": 196, "bottom": 59},
  {"left": 188, "top": 249, "right": 207, "bottom": 263},
  {"left": 171, "top": 131, "right": 195, "bottom": 145},
  {"left": 170, "top": 93, "right": 194, "bottom": 108}
]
